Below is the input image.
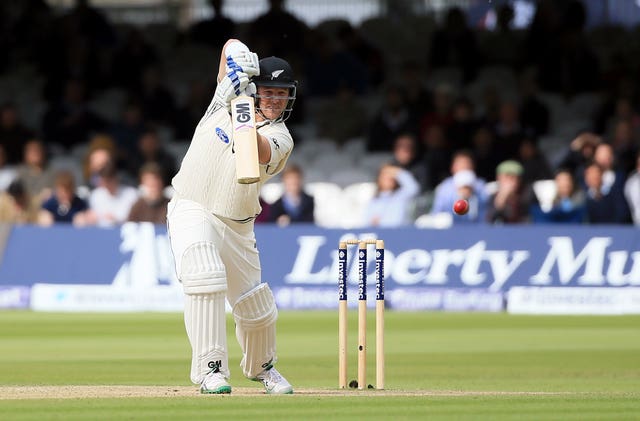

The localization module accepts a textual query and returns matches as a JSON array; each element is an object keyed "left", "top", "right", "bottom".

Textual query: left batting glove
[{"left": 226, "top": 51, "right": 260, "bottom": 78}]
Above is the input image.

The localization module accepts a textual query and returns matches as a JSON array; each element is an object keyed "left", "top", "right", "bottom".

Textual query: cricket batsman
[{"left": 167, "top": 39, "right": 297, "bottom": 394}]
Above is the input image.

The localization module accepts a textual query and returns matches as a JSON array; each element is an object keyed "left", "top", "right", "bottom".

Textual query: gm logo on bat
[{"left": 235, "top": 102, "right": 252, "bottom": 125}]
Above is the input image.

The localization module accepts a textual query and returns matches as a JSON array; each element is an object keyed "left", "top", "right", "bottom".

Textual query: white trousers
[{"left": 167, "top": 197, "right": 264, "bottom": 382}]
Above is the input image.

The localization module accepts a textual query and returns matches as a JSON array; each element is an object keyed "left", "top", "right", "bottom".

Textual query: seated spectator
[
  {"left": 0, "top": 180, "right": 40, "bottom": 224},
  {"left": 390, "top": 132, "right": 428, "bottom": 191},
  {"left": 268, "top": 164, "right": 314, "bottom": 226},
  {"left": 0, "top": 102, "right": 34, "bottom": 164},
  {"left": 129, "top": 128, "right": 177, "bottom": 185},
  {"left": 584, "top": 163, "right": 630, "bottom": 224},
  {"left": 531, "top": 169, "right": 586, "bottom": 224},
  {"left": 419, "top": 83, "right": 454, "bottom": 141},
  {"left": 367, "top": 84, "right": 418, "bottom": 152},
  {"left": 15, "top": 139, "right": 55, "bottom": 203},
  {"left": 422, "top": 124, "right": 452, "bottom": 189},
  {"left": 127, "top": 163, "right": 169, "bottom": 224},
  {"left": 608, "top": 118, "right": 638, "bottom": 175},
  {"left": 42, "top": 78, "right": 105, "bottom": 150},
  {"left": 557, "top": 132, "right": 601, "bottom": 182},
  {"left": 75, "top": 163, "right": 139, "bottom": 227},
  {"left": 38, "top": 170, "right": 88, "bottom": 226},
  {"left": 82, "top": 134, "right": 118, "bottom": 189},
  {"left": 470, "top": 125, "right": 502, "bottom": 182},
  {"left": 430, "top": 150, "right": 487, "bottom": 214},
  {"left": 624, "top": 151, "right": 640, "bottom": 225},
  {"left": 449, "top": 169, "right": 487, "bottom": 224},
  {"left": 493, "top": 100, "right": 524, "bottom": 160},
  {"left": 188, "top": 0, "right": 236, "bottom": 49},
  {"left": 365, "top": 164, "right": 420, "bottom": 227},
  {"left": 255, "top": 197, "right": 271, "bottom": 224},
  {"left": 593, "top": 143, "right": 626, "bottom": 197},
  {"left": 518, "top": 137, "right": 553, "bottom": 186},
  {"left": 315, "top": 85, "right": 368, "bottom": 147},
  {"left": 446, "top": 96, "right": 477, "bottom": 151},
  {"left": 486, "top": 160, "right": 532, "bottom": 224}
]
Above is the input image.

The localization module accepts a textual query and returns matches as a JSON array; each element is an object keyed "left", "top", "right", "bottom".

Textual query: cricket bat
[{"left": 231, "top": 94, "right": 260, "bottom": 184}]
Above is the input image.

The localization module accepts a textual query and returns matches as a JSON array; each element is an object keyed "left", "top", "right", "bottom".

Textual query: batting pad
[
  {"left": 185, "top": 292, "right": 229, "bottom": 383},
  {"left": 179, "top": 241, "right": 226, "bottom": 294},
  {"left": 232, "top": 283, "right": 279, "bottom": 378}
]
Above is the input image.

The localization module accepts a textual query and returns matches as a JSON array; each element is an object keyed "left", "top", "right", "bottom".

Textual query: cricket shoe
[
  {"left": 252, "top": 365, "right": 293, "bottom": 394},
  {"left": 200, "top": 371, "right": 232, "bottom": 394}
]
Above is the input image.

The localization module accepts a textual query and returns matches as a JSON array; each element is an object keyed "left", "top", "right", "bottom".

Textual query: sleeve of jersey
[{"left": 261, "top": 125, "right": 294, "bottom": 176}]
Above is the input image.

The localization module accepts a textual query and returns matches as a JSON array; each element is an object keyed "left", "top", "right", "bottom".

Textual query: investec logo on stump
[{"left": 285, "top": 235, "right": 640, "bottom": 290}]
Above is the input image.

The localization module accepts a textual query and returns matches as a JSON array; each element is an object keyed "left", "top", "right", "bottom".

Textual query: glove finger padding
[
  {"left": 214, "top": 71, "right": 250, "bottom": 111},
  {"left": 226, "top": 51, "right": 260, "bottom": 77}
]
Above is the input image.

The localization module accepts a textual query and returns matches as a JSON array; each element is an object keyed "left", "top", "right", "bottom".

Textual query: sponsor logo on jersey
[{"left": 216, "top": 127, "right": 229, "bottom": 143}]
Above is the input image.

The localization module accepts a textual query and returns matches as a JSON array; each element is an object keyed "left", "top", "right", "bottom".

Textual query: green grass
[{"left": 1, "top": 311, "right": 639, "bottom": 420}]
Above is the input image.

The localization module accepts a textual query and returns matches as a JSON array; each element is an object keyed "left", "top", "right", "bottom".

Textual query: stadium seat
[
  {"left": 341, "top": 181, "right": 377, "bottom": 228},
  {"left": 532, "top": 179, "right": 557, "bottom": 212},
  {"left": 304, "top": 181, "right": 344, "bottom": 228},
  {"left": 260, "top": 182, "right": 284, "bottom": 205}
]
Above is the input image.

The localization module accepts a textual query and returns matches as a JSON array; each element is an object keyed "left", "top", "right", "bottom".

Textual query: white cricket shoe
[
  {"left": 253, "top": 366, "right": 293, "bottom": 394},
  {"left": 200, "top": 371, "right": 232, "bottom": 394}
]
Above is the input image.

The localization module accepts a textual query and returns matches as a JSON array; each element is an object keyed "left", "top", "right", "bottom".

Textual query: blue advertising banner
[{"left": 0, "top": 223, "right": 639, "bottom": 311}]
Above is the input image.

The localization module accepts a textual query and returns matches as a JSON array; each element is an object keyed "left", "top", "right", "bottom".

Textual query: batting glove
[
  {"left": 214, "top": 70, "right": 250, "bottom": 111},
  {"left": 226, "top": 51, "right": 260, "bottom": 78}
]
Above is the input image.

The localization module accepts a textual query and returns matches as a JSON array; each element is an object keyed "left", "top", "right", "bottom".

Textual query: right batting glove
[
  {"left": 226, "top": 50, "right": 260, "bottom": 78},
  {"left": 214, "top": 70, "right": 250, "bottom": 112}
]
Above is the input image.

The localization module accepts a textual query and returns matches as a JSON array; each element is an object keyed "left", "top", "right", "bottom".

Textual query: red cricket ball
[{"left": 453, "top": 199, "right": 469, "bottom": 215}]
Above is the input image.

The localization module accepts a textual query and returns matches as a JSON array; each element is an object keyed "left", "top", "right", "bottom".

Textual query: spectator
[
  {"left": 15, "top": 139, "right": 55, "bottom": 203},
  {"left": 518, "top": 137, "right": 553, "bottom": 186},
  {"left": 428, "top": 6, "right": 480, "bottom": 83},
  {"left": 38, "top": 169, "right": 88, "bottom": 225},
  {"left": 422, "top": 124, "right": 452, "bottom": 189},
  {"left": 470, "top": 125, "right": 502, "bottom": 182},
  {"left": 175, "top": 80, "right": 216, "bottom": 141},
  {"left": 494, "top": 99, "right": 524, "bottom": 160},
  {"left": 608, "top": 118, "right": 638, "bottom": 175},
  {"left": 624, "top": 152, "right": 640, "bottom": 225},
  {"left": 518, "top": 69, "right": 550, "bottom": 138},
  {"left": 112, "top": 26, "right": 160, "bottom": 92},
  {"left": 315, "top": 85, "right": 368, "bottom": 146},
  {"left": 486, "top": 160, "right": 532, "bottom": 224},
  {"left": 188, "top": 0, "right": 236, "bottom": 49},
  {"left": 390, "top": 132, "right": 428, "bottom": 191},
  {"left": 365, "top": 164, "right": 420, "bottom": 227},
  {"left": 0, "top": 180, "right": 40, "bottom": 224},
  {"left": 398, "top": 60, "right": 431, "bottom": 116},
  {"left": 130, "top": 128, "right": 177, "bottom": 186},
  {"left": 109, "top": 100, "right": 147, "bottom": 163},
  {"left": 127, "top": 162, "right": 169, "bottom": 224},
  {"left": 82, "top": 134, "right": 118, "bottom": 189},
  {"left": 531, "top": 169, "right": 586, "bottom": 224},
  {"left": 446, "top": 96, "right": 477, "bottom": 151},
  {"left": 0, "top": 102, "right": 34, "bottom": 164},
  {"left": 419, "top": 83, "right": 455, "bottom": 142},
  {"left": 592, "top": 143, "right": 626, "bottom": 197},
  {"left": 42, "top": 78, "right": 105, "bottom": 150},
  {"left": 303, "top": 29, "right": 366, "bottom": 97},
  {"left": 255, "top": 197, "right": 271, "bottom": 224},
  {"left": 336, "top": 21, "right": 385, "bottom": 90},
  {"left": 76, "top": 163, "right": 138, "bottom": 227},
  {"left": 268, "top": 164, "right": 314, "bottom": 226},
  {"left": 135, "top": 64, "right": 178, "bottom": 129},
  {"left": 247, "top": 0, "right": 308, "bottom": 60},
  {"left": 557, "top": 132, "right": 601, "bottom": 181},
  {"left": 480, "top": 3, "right": 522, "bottom": 68},
  {"left": 584, "top": 163, "right": 630, "bottom": 224},
  {"left": 443, "top": 169, "right": 487, "bottom": 224},
  {"left": 431, "top": 150, "right": 487, "bottom": 214},
  {"left": 367, "top": 84, "right": 418, "bottom": 152}
]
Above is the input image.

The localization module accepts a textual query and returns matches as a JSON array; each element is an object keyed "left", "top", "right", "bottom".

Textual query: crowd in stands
[{"left": 0, "top": 0, "right": 639, "bottom": 228}]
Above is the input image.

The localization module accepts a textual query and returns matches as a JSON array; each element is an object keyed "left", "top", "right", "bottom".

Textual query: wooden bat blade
[{"left": 231, "top": 95, "right": 260, "bottom": 184}]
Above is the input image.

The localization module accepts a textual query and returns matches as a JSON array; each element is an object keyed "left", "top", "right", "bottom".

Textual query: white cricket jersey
[{"left": 172, "top": 104, "right": 293, "bottom": 220}]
